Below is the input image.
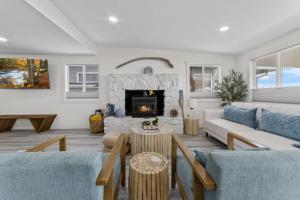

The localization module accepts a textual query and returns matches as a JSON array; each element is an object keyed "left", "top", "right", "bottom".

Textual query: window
[
  {"left": 65, "top": 64, "right": 99, "bottom": 100},
  {"left": 254, "top": 44, "right": 300, "bottom": 89},
  {"left": 255, "top": 54, "right": 277, "bottom": 89},
  {"left": 188, "top": 65, "right": 221, "bottom": 96},
  {"left": 282, "top": 46, "right": 300, "bottom": 87}
]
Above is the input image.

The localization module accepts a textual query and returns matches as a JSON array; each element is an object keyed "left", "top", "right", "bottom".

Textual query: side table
[
  {"left": 129, "top": 152, "right": 168, "bottom": 200},
  {"left": 130, "top": 127, "right": 172, "bottom": 157},
  {"left": 184, "top": 117, "right": 199, "bottom": 135}
]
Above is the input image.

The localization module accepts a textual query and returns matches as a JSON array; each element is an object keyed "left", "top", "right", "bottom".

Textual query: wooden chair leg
[
  {"left": 193, "top": 172, "right": 204, "bottom": 200},
  {"left": 171, "top": 135, "right": 177, "bottom": 189},
  {"left": 121, "top": 139, "right": 126, "bottom": 187},
  {"left": 59, "top": 136, "right": 67, "bottom": 151},
  {"left": 104, "top": 174, "right": 114, "bottom": 200},
  {"left": 227, "top": 134, "right": 234, "bottom": 150}
]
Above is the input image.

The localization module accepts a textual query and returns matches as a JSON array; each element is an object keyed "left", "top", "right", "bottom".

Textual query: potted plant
[{"left": 217, "top": 70, "right": 248, "bottom": 106}]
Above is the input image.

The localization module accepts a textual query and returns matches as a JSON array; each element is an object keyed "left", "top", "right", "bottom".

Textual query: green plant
[{"left": 217, "top": 70, "right": 248, "bottom": 106}]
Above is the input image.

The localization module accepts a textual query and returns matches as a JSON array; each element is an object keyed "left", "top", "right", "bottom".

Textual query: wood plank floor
[{"left": 0, "top": 129, "right": 225, "bottom": 199}]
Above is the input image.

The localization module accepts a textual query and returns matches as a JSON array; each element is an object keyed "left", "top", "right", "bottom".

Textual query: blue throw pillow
[
  {"left": 224, "top": 105, "right": 257, "bottom": 128},
  {"left": 261, "top": 110, "right": 300, "bottom": 141},
  {"left": 194, "top": 149, "right": 209, "bottom": 167}
]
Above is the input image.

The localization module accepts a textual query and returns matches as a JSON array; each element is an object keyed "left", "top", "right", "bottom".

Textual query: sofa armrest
[
  {"left": 96, "top": 134, "right": 126, "bottom": 200},
  {"left": 227, "top": 132, "right": 266, "bottom": 150},
  {"left": 172, "top": 134, "right": 216, "bottom": 197},
  {"left": 26, "top": 135, "right": 66, "bottom": 152},
  {"left": 203, "top": 109, "right": 224, "bottom": 121}
]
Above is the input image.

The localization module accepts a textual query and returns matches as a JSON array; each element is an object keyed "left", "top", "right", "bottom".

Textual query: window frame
[
  {"left": 76, "top": 72, "right": 99, "bottom": 84},
  {"left": 64, "top": 64, "right": 100, "bottom": 101},
  {"left": 254, "top": 52, "right": 279, "bottom": 89},
  {"left": 253, "top": 45, "right": 300, "bottom": 89},
  {"left": 186, "top": 63, "right": 221, "bottom": 98}
]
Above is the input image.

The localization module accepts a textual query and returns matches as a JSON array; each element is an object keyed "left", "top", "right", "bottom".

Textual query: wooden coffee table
[
  {"left": 129, "top": 152, "right": 168, "bottom": 200},
  {"left": 130, "top": 126, "right": 173, "bottom": 157}
]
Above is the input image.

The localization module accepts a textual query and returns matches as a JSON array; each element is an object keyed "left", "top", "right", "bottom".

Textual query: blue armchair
[
  {"left": 171, "top": 134, "right": 300, "bottom": 200},
  {"left": 0, "top": 134, "right": 126, "bottom": 200}
]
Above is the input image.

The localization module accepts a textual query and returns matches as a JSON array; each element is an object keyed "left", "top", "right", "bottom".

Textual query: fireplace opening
[
  {"left": 125, "top": 90, "right": 165, "bottom": 117},
  {"left": 132, "top": 96, "right": 157, "bottom": 117}
]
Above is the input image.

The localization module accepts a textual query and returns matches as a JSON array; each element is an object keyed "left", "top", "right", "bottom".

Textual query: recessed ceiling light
[
  {"left": 0, "top": 36, "right": 8, "bottom": 43},
  {"left": 219, "top": 26, "right": 230, "bottom": 32},
  {"left": 108, "top": 15, "right": 119, "bottom": 24}
]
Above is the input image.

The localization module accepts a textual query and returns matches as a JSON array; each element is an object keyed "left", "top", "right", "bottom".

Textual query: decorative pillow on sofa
[
  {"left": 194, "top": 149, "right": 209, "bottom": 167},
  {"left": 261, "top": 110, "right": 300, "bottom": 141},
  {"left": 224, "top": 105, "right": 257, "bottom": 128}
]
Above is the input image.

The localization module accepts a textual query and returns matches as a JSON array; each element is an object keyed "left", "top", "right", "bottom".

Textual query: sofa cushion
[
  {"left": 261, "top": 110, "right": 300, "bottom": 141},
  {"left": 205, "top": 150, "right": 300, "bottom": 200},
  {"left": 205, "top": 118, "right": 297, "bottom": 150},
  {"left": 224, "top": 105, "right": 257, "bottom": 128},
  {"left": 0, "top": 152, "right": 103, "bottom": 200},
  {"left": 204, "top": 118, "right": 256, "bottom": 147}
]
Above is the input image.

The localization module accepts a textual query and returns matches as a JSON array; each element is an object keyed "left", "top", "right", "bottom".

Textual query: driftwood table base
[
  {"left": 131, "top": 127, "right": 172, "bottom": 157},
  {"left": 129, "top": 152, "right": 169, "bottom": 200},
  {"left": 0, "top": 115, "right": 57, "bottom": 133}
]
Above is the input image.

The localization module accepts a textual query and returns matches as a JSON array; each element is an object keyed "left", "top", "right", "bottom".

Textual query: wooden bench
[{"left": 0, "top": 114, "right": 57, "bottom": 133}]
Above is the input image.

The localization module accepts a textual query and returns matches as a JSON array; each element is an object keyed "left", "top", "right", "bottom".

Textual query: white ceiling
[{"left": 1, "top": 0, "right": 300, "bottom": 55}]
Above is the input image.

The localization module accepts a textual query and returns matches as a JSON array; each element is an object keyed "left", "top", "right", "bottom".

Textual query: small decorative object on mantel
[
  {"left": 170, "top": 108, "right": 179, "bottom": 117},
  {"left": 143, "top": 66, "right": 153, "bottom": 74},
  {"left": 106, "top": 103, "right": 115, "bottom": 116}
]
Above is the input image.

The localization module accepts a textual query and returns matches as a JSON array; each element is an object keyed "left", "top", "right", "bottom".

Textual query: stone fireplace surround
[{"left": 104, "top": 74, "right": 183, "bottom": 134}]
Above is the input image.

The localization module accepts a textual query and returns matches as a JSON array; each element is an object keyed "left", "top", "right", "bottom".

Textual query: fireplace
[
  {"left": 132, "top": 96, "right": 157, "bottom": 117},
  {"left": 125, "top": 90, "right": 165, "bottom": 117}
]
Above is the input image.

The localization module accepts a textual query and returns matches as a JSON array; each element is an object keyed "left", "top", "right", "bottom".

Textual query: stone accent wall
[
  {"left": 108, "top": 74, "right": 180, "bottom": 117},
  {"left": 104, "top": 116, "right": 183, "bottom": 134}
]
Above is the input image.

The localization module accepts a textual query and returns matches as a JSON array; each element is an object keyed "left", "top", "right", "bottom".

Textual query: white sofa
[{"left": 204, "top": 102, "right": 300, "bottom": 150}]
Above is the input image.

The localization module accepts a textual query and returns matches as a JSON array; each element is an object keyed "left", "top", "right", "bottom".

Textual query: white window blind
[{"left": 255, "top": 54, "right": 277, "bottom": 89}]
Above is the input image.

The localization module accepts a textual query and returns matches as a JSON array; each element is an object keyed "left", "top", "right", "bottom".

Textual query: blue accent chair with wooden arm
[{"left": 0, "top": 134, "right": 126, "bottom": 200}]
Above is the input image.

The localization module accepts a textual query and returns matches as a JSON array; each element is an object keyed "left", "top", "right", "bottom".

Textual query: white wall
[
  {"left": 0, "top": 47, "right": 236, "bottom": 129},
  {"left": 236, "top": 28, "right": 300, "bottom": 103}
]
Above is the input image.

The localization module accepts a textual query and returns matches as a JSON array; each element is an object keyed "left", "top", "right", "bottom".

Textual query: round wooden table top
[
  {"left": 130, "top": 152, "right": 168, "bottom": 174},
  {"left": 131, "top": 126, "right": 173, "bottom": 135}
]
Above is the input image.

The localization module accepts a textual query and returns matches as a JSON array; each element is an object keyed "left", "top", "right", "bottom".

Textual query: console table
[{"left": 0, "top": 114, "right": 57, "bottom": 133}]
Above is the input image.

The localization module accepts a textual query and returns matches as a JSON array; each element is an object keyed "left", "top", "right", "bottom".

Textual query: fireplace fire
[
  {"left": 132, "top": 96, "right": 157, "bottom": 117},
  {"left": 125, "top": 90, "right": 165, "bottom": 118},
  {"left": 138, "top": 105, "right": 152, "bottom": 112}
]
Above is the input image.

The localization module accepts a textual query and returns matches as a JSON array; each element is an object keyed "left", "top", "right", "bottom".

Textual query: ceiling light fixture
[
  {"left": 108, "top": 15, "right": 119, "bottom": 24},
  {"left": 219, "top": 26, "right": 230, "bottom": 32},
  {"left": 0, "top": 36, "right": 8, "bottom": 43}
]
